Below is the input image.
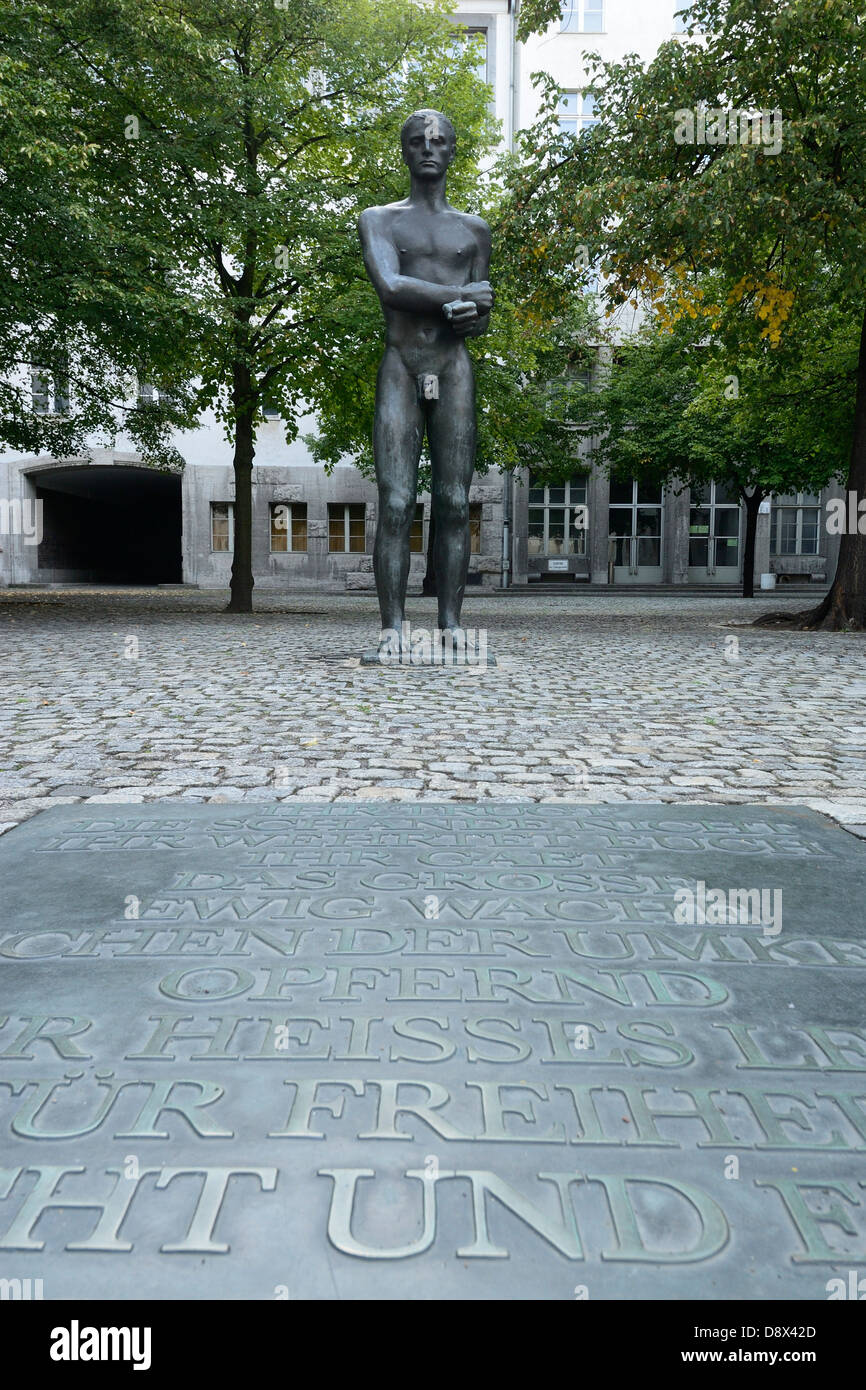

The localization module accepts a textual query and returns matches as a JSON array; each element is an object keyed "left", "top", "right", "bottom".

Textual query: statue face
[{"left": 401, "top": 113, "right": 455, "bottom": 179}]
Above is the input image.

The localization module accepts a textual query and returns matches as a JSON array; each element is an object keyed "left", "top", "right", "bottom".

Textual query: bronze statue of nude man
[{"left": 358, "top": 110, "right": 494, "bottom": 645}]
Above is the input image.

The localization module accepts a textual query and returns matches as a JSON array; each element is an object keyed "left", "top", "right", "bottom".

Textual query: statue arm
[
  {"left": 359, "top": 209, "right": 466, "bottom": 314},
  {"left": 460, "top": 223, "right": 493, "bottom": 337}
]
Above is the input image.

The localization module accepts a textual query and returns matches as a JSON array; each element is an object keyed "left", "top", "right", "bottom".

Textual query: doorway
[
  {"left": 33, "top": 465, "right": 182, "bottom": 584},
  {"left": 688, "top": 482, "right": 741, "bottom": 583},
  {"left": 608, "top": 479, "right": 664, "bottom": 582}
]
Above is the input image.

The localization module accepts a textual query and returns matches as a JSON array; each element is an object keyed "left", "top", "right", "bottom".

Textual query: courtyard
[{"left": 1, "top": 586, "right": 864, "bottom": 833}]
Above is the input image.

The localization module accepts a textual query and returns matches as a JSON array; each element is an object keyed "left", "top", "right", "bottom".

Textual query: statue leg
[
  {"left": 428, "top": 352, "right": 475, "bottom": 631},
  {"left": 373, "top": 348, "right": 424, "bottom": 632}
]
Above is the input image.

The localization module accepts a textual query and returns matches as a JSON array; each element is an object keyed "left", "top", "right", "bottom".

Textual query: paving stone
[
  {"left": 85, "top": 790, "right": 147, "bottom": 803},
  {"left": 46, "top": 784, "right": 103, "bottom": 797},
  {"left": 0, "top": 587, "right": 864, "bottom": 835},
  {"left": 806, "top": 800, "right": 866, "bottom": 823}
]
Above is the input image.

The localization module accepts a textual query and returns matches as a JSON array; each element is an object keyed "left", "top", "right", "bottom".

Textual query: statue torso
[
  {"left": 375, "top": 202, "right": 483, "bottom": 374},
  {"left": 390, "top": 203, "right": 479, "bottom": 284}
]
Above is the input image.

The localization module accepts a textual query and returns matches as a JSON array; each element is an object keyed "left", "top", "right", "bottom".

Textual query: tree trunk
[
  {"left": 421, "top": 508, "right": 437, "bottom": 596},
  {"left": 755, "top": 302, "right": 866, "bottom": 629},
  {"left": 227, "top": 397, "right": 255, "bottom": 614},
  {"left": 741, "top": 488, "right": 763, "bottom": 599}
]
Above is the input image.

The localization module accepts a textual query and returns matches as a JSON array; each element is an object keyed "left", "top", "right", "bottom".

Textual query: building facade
[{"left": 0, "top": 1, "right": 842, "bottom": 593}]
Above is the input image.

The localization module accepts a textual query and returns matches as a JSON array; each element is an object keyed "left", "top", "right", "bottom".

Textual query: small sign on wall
[{"left": 548, "top": 558, "right": 569, "bottom": 571}]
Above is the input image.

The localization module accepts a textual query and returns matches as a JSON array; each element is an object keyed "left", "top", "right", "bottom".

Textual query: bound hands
[{"left": 443, "top": 281, "right": 494, "bottom": 336}]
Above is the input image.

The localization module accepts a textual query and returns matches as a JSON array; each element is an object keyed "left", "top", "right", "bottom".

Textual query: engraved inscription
[{"left": 2, "top": 803, "right": 864, "bottom": 1294}]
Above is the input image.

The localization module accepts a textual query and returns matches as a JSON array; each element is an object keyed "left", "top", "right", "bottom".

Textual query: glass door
[
  {"left": 688, "top": 483, "right": 741, "bottom": 582},
  {"left": 608, "top": 479, "right": 663, "bottom": 582}
]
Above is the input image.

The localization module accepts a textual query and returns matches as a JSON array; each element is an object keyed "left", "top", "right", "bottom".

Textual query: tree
[
  {"left": 0, "top": 1, "right": 197, "bottom": 465},
  {"left": 24, "top": 0, "right": 499, "bottom": 611},
  {"left": 572, "top": 290, "right": 857, "bottom": 595},
  {"left": 509, "top": 0, "right": 866, "bottom": 626}
]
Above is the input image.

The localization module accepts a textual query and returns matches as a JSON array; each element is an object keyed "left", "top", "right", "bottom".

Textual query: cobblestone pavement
[{"left": 1, "top": 586, "right": 865, "bottom": 835}]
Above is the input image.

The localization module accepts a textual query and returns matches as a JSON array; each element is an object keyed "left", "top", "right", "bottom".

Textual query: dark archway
[{"left": 34, "top": 466, "right": 182, "bottom": 584}]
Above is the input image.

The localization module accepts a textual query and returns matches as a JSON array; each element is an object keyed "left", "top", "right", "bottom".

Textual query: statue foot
[{"left": 377, "top": 623, "right": 408, "bottom": 661}]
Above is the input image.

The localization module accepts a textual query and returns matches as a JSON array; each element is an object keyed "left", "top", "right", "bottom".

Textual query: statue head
[{"left": 400, "top": 110, "right": 456, "bottom": 179}]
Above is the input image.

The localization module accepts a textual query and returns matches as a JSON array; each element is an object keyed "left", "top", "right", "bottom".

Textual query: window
[
  {"left": 31, "top": 366, "right": 69, "bottom": 416},
  {"left": 771, "top": 493, "right": 820, "bottom": 556},
  {"left": 469, "top": 503, "right": 482, "bottom": 554},
  {"left": 211, "top": 502, "right": 233, "bottom": 551},
  {"left": 270, "top": 502, "right": 308, "bottom": 552},
  {"left": 54, "top": 370, "right": 70, "bottom": 416},
  {"left": 137, "top": 377, "right": 182, "bottom": 410},
  {"left": 409, "top": 504, "right": 425, "bottom": 553},
  {"left": 546, "top": 370, "right": 592, "bottom": 416},
  {"left": 456, "top": 26, "right": 488, "bottom": 82},
  {"left": 556, "top": 91, "right": 598, "bottom": 138},
  {"left": 528, "top": 472, "right": 588, "bottom": 557},
  {"left": 262, "top": 399, "right": 280, "bottom": 419},
  {"left": 329, "top": 502, "right": 366, "bottom": 553},
  {"left": 31, "top": 369, "right": 50, "bottom": 415},
  {"left": 561, "top": 0, "right": 604, "bottom": 34}
]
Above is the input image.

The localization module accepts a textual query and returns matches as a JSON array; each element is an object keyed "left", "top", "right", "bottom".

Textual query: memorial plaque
[{"left": 1, "top": 802, "right": 865, "bottom": 1300}]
